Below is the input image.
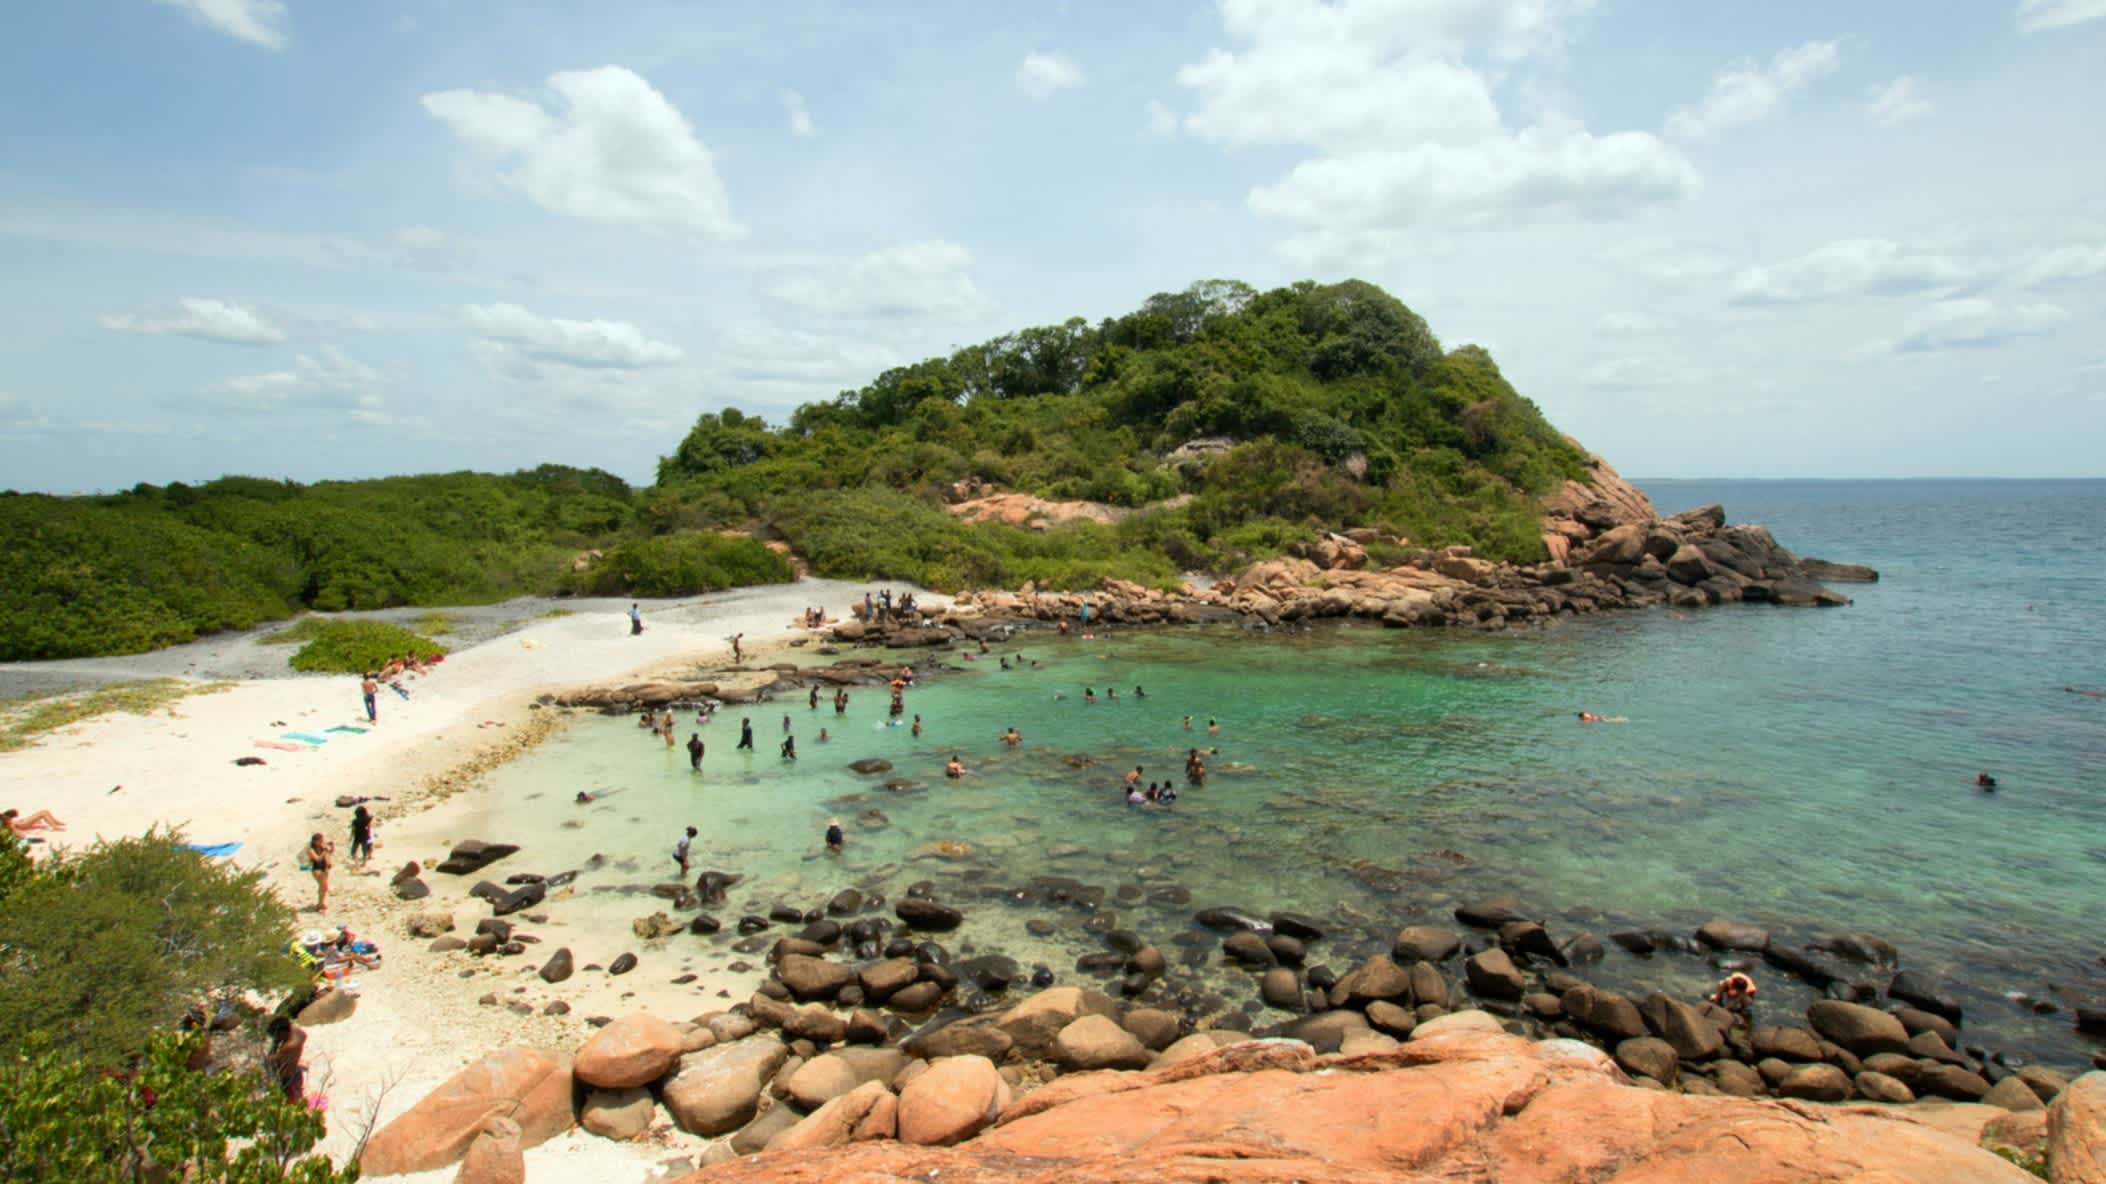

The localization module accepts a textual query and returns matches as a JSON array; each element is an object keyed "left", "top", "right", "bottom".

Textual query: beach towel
[
  {"left": 185, "top": 842, "right": 242, "bottom": 857},
  {"left": 325, "top": 725, "right": 368, "bottom": 734},
  {"left": 255, "top": 740, "right": 306, "bottom": 752},
  {"left": 281, "top": 732, "right": 329, "bottom": 745}
]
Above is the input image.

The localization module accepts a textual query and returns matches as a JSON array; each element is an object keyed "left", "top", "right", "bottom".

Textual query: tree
[{"left": 0, "top": 831, "right": 306, "bottom": 1066}]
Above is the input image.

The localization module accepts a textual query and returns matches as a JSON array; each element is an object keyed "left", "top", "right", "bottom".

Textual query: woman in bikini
[{"left": 305, "top": 832, "right": 334, "bottom": 912}]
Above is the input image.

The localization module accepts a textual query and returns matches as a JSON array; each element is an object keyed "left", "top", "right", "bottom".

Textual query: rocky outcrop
[
  {"left": 670, "top": 1027, "right": 2039, "bottom": 1184},
  {"left": 358, "top": 1047, "right": 573, "bottom": 1177}
]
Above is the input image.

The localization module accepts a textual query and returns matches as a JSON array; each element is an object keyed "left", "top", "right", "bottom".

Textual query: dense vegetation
[
  {"left": 1, "top": 279, "right": 1589, "bottom": 659},
  {"left": 277, "top": 620, "right": 447, "bottom": 674},
  {"left": 656, "top": 279, "right": 1586, "bottom": 590},
  {"left": 0, "top": 831, "right": 353, "bottom": 1181}
]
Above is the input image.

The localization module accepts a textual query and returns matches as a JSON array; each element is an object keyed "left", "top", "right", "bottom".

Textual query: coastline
[{"left": 0, "top": 579, "right": 938, "bottom": 1181}]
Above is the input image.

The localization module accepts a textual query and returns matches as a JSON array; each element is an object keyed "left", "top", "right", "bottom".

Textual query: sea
[{"left": 447, "top": 479, "right": 2106, "bottom": 1070}]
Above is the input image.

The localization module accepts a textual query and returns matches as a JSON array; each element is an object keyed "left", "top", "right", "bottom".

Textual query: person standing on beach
[
  {"left": 629, "top": 604, "right": 643, "bottom": 636},
  {"left": 737, "top": 717, "right": 754, "bottom": 750},
  {"left": 348, "top": 806, "right": 374, "bottom": 872},
  {"left": 304, "top": 833, "right": 333, "bottom": 912},
  {"left": 731, "top": 633, "right": 745, "bottom": 664},
  {"left": 687, "top": 733, "right": 705, "bottom": 770},
  {"left": 360, "top": 673, "right": 379, "bottom": 724},
  {"left": 674, "top": 826, "right": 696, "bottom": 875}
]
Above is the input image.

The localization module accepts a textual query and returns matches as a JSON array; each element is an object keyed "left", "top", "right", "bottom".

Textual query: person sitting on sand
[
  {"left": 781, "top": 735, "right": 797, "bottom": 760},
  {"left": 1976, "top": 771, "right": 1998, "bottom": 790},
  {"left": 945, "top": 755, "right": 966, "bottom": 779},
  {"left": 2, "top": 808, "right": 66, "bottom": 835},
  {"left": 1001, "top": 726, "right": 1021, "bottom": 747},
  {"left": 825, "top": 817, "right": 844, "bottom": 852}
]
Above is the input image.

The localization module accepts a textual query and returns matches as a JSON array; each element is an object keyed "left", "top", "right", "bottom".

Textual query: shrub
[
  {"left": 582, "top": 531, "right": 794, "bottom": 597},
  {"left": 0, "top": 831, "right": 305, "bottom": 1066},
  {"left": 285, "top": 620, "right": 446, "bottom": 674}
]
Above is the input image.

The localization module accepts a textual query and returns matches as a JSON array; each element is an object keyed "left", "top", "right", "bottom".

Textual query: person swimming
[
  {"left": 1001, "top": 726, "right": 1021, "bottom": 746},
  {"left": 1134, "top": 686, "right": 1146, "bottom": 698},
  {"left": 1083, "top": 688, "right": 1097, "bottom": 705},
  {"left": 1126, "top": 786, "right": 1144, "bottom": 805},
  {"left": 1106, "top": 687, "right": 1117, "bottom": 700},
  {"left": 1976, "top": 771, "right": 1998, "bottom": 790},
  {"left": 945, "top": 755, "right": 966, "bottom": 779},
  {"left": 1207, "top": 718, "right": 1219, "bottom": 736},
  {"left": 911, "top": 714, "right": 923, "bottom": 738}
]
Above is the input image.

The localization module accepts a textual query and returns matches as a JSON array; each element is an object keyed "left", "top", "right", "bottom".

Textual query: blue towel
[
  {"left": 281, "top": 732, "right": 329, "bottom": 745},
  {"left": 185, "top": 842, "right": 242, "bottom": 857},
  {"left": 325, "top": 725, "right": 368, "bottom": 734}
]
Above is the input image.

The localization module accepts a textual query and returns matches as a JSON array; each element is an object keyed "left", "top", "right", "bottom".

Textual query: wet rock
[
  {"left": 957, "top": 955, "right": 1023, "bottom": 992},
  {"left": 1812, "top": 933, "right": 1898, "bottom": 967},
  {"left": 1333, "top": 956, "right": 1413, "bottom": 1008},
  {"left": 1407, "top": 962, "right": 1448, "bottom": 1010},
  {"left": 1265, "top": 935, "right": 1306, "bottom": 966},
  {"left": 1464, "top": 949, "right": 1527, "bottom": 1000},
  {"left": 1393, "top": 926, "right": 1461, "bottom": 963},
  {"left": 1915, "top": 1063, "right": 1992, "bottom": 1102},
  {"left": 798, "top": 920, "right": 843, "bottom": 946},
  {"left": 1807, "top": 1000, "right": 1911, "bottom": 1056},
  {"left": 896, "top": 898, "right": 963, "bottom": 932},
  {"left": 1886, "top": 970, "right": 1963, "bottom": 1024},
  {"left": 1365, "top": 1000, "right": 1416, "bottom": 1038},
  {"left": 1893, "top": 1006, "right": 1959, "bottom": 1047},
  {"left": 1562, "top": 985, "right": 1646, "bottom": 1042},
  {"left": 695, "top": 870, "right": 742, "bottom": 906},
  {"left": 608, "top": 953, "right": 637, "bottom": 976},
  {"left": 783, "top": 1004, "right": 850, "bottom": 1046},
  {"left": 2016, "top": 1065, "right": 2070, "bottom": 1104},
  {"left": 1286, "top": 1010, "right": 1369, "bottom": 1053},
  {"left": 1454, "top": 897, "right": 1530, "bottom": 928},
  {"left": 737, "top": 915, "right": 772, "bottom": 935},
  {"left": 1779, "top": 1063, "right": 1853, "bottom": 1102},
  {"left": 1639, "top": 994, "right": 1723, "bottom": 1060},
  {"left": 1713, "top": 1060, "right": 1766, "bottom": 1098},
  {"left": 1615, "top": 1037, "right": 1679, "bottom": 1084},
  {"left": 1194, "top": 906, "right": 1273, "bottom": 934},
  {"left": 1122, "top": 1008, "right": 1181, "bottom": 1051},
  {"left": 688, "top": 913, "right": 722, "bottom": 936},
  {"left": 1269, "top": 913, "right": 1325, "bottom": 941},
  {"left": 1983, "top": 1077, "right": 2045, "bottom": 1113},
  {"left": 1260, "top": 967, "right": 1304, "bottom": 1012},
  {"left": 436, "top": 840, "right": 520, "bottom": 876},
  {"left": 1850, "top": 1070, "right": 1913, "bottom": 1104},
  {"left": 777, "top": 954, "right": 857, "bottom": 1002},
  {"left": 1498, "top": 921, "right": 1565, "bottom": 967},
  {"left": 1695, "top": 919, "right": 1770, "bottom": 953},
  {"left": 905, "top": 1017, "right": 1013, "bottom": 1062},
  {"left": 1223, "top": 932, "right": 1276, "bottom": 967},
  {"left": 1762, "top": 943, "right": 1843, "bottom": 989},
  {"left": 1752, "top": 1026, "right": 1824, "bottom": 1062},
  {"left": 995, "top": 986, "right": 1120, "bottom": 1060},
  {"left": 538, "top": 948, "right": 573, "bottom": 984},
  {"left": 490, "top": 882, "right": 545, "bottom": 917},
  {"left": 1561, "top": 932, "right": 1605, "bottom": 965},
  {"left": 1127, "top": 946, "right": 1167, "bottom": 979}
]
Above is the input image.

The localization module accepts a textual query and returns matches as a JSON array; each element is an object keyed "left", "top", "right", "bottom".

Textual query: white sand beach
[{"left": 0, "top": 579, "right": 943, "bottom": 1182}]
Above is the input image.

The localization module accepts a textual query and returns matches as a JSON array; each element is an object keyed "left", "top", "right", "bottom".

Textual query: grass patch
[
  {"left": 257, "top": 616, "right": 326, "bottom": 645},
  {"left": 539, "top": 607, "right": 573, "bottom": 618},
  {"left": 413, "top": 610, "right": 456, "bottom": 635},
  {"left": 0, "top": 679, "right": 236, "bottom": 753},
  {"left": 286, "top": 620, "right": 447, "bottom": 674}
]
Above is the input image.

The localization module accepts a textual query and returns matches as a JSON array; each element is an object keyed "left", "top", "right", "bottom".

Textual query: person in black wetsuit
[
  {"left": 687, "top": 733, "right": 705, "bottom": 770},
  {"left": 737, "top": 717, "right": 754, "bottom": 750},
  {"left": 348, "top": 806, "right": 374, "bottom": 871},
  {"left": 781, "top": 734, "right": 797, "bottom": 760}
]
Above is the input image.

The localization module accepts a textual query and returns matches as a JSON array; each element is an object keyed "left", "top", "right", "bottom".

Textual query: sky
[{"left": 2, "top": 0, "right": 2103, "bottom": 493}]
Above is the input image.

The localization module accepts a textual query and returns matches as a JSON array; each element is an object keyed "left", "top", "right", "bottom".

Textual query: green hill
[{"left": 0, "top": 279, "right": 1589, "bottom": 660}]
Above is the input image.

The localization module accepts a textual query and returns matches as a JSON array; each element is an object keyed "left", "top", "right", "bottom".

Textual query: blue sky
[{"left": 2, "top": 0, "right": 2102, "bottom": 492}]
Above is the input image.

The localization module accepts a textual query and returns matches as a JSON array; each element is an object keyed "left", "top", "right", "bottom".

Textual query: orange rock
[
  {"left": 897, "top": 1055, "right": 1010, "bottom": 1146},
  {"left": 453, "top": 1114, "right": 523, "bottom": 1184},
  {"left": 2048, "top": 1070, "right": 2106, "bottom": 1184},
  {"left": 359, "top": 1047, "right": 572, "bottom": 1177},
  {"left": 575, "top": 1012, "right": 687, "bottom": 1090}
]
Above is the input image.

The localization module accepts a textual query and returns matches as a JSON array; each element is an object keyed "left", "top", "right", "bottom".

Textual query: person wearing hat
[{"left": 824, "top": 817, "right": 844, "bottom": 853}]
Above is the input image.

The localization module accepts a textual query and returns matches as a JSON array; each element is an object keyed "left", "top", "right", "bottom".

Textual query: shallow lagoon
[{"left": 446, "top": 480, "right": 2106, "bottom": 1069}]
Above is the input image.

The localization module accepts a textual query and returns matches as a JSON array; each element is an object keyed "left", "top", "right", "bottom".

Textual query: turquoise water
[{"left": 454, "top": 480, "right": 2106, "bottom": 1069}]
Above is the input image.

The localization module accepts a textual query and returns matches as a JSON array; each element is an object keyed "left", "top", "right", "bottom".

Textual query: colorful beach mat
[
  {"left": 255, "top": 740, "right": 305, "bottom": 752},
  {"left": 325, "top": 725, "right": 369, "bottom": 734},
  {"left": 184, "top": 842, "right": 243, "bottom": 857},
  {"left": 280, "top": 732, "right": 329, "bottom": 745}
]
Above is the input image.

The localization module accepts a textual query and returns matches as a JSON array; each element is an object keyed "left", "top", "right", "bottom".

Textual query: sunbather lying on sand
[{"left": 3, "top": 808, "right": 66, "bottom": 835}]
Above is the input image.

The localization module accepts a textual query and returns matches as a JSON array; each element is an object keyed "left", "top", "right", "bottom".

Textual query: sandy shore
[{"left": 0, "top": 579, "right": 941, "bottom": 1182}]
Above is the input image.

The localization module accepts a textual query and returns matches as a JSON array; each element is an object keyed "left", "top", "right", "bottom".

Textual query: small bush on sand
[{"left": 284, "top": 620, "right": 445, "bottom": 674}]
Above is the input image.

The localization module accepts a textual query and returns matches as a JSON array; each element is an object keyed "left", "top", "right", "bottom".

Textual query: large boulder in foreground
[
  {"left": 668, "top": 1029, "right": 2036, "bottom": 1184},
  {"left": 2047, "top": 1070, "right": 2106, "bottom": 1184},
  {"left": 661, "top": 1035, "right": 790, "bottom": 1137},
  {"left": 359, "top": 1047, "right": 572, "bottom": 1176},
  {"left": 898, "top": 1054, "right": 1010, "bottom": 1146},
  {"left": 574, "top": 1012, "right": 687, "bottom": 1089}
]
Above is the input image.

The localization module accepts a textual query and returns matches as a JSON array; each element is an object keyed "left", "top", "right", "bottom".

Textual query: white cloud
[
  {"left": 1867, "top": 299, "right": 2071, "bottom": 354},
  {"left": 1177, "top": 0, "right": 1697, "bottom": 250},
  {"left": 215, "top": 346, "right": 388, "bottom": 416},
  {"left": 2015, "top": 0, "right": 2106, "bottom": 33},
  {"left": 422, "top": 66, "right": 743, "bottom": 241},
  {"left": 1602, "top": 237, "right": 1731, "bottom": 283},
  {"left": 460, "top": 303, "right": 685, "bottom": 372},
  {"left": 395, "top": 225, "right": 447, "bottom": 251},
  {"left": 1583, "top": 354, "right": 1688, "bottom": 391},
  {"left": 714, "top": 327, "right": 902, "bottom": 391},
  {"left": 769, "top": 240, "right": 988, "bottom": 319},
  {"left": 154, "top": 0, "right": 287, "bottom": 50},
  {"left": 1247, "top": 121, "right": 1699, "bottom": 233},
  {"left": 783, "top": 90, "right": 816, "bottom": 138},
  {"left": 100, "top": 297, "right": 286, "bottom": 345},
  {"left": 1145, "top": 100, "right": 1178, "bottom": 137},
  {"left": 1728, "top": 238, "right": 1974, "bottom": 305},
  {"left": 1665, "top": 40, "right": 1840, "bottom": 139},
  {"left": 1864, "top": 76, "right": 1933, "bottom": 126},
  {"left": 2010, "top": 242, "right": 2106, "bottom": 288},
  {"left": 1016, "top": 52, "right": 1086, "bottom": 99}
]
